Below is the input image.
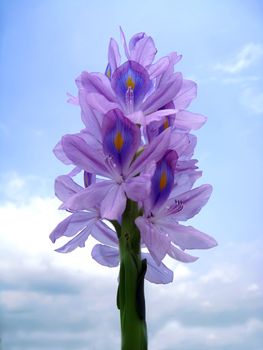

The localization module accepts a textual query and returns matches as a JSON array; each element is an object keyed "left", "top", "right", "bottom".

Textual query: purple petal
[
  {"left": 126, "top": 111, "right": 145, "bottom": 124},
  {"left": 85, "top": 92, "right": 119, "bottom": 114},
  {"left": 102, "top": 109, "right": 141, "bottom": 172},
  {"left": 173, "top": 79, "right": 197, "bottom": 109},
  {"left": 55, "top": 175, "right": 83, "bottom": 203},
  {"left": 157, "top": 220, "right": 217, "bottom": 250},
  {"left": 174, "top": 110, "right": 207, "bottom": 130},
  {"left": 129, "top": 35, "right": 157, "bottom": 67},
  {"left": 62, "top": 134, "right": 109, "bottom": 177},
  {"left": 55, "top": 225, "right": 92, "bottom": 253},
  {"left": 127, "top": 127, "right": 171, "bottom": 177},
  {"left": 77, "top": 72, "right": 116, "bottom": 102},
  {"left": 91, "top": 244, "right": 119, "bottom": 267},
  {"left": 156, "top": 52, "right": 182, "bottom": 87},
  {"left": 62, "top": 180, "right": 115, "bottom": 211},
  {"left": 129, "top": 32, "right": 145, "bottom": 51},
  {"left": 120, "top": 27, "right": 130, "bottom": 59},
  {"left": 66, "top": 92, "right": 79, "bottom": 105},
  {"left": 135, "top": 217, "right": 170, "bottom": 265},
  {"left": 108, "top": 38, "right": 121, "bottom": 74},
  {"left": 67, "top": 166, "right": 81, "bottom": 177},
  {"left": 78, "top": 91, "right": 103, "bottom": 141},
  {"left": 148, "top": 57, "right": 170, "bottom": 79},
  {"left": 175, "top": 184, "right": 213, "bottom": 221},
  {"left": 124, "top": 162, "right": 155, "bottom": 201},
  {"left": 142, "top": 73, "right": 183, "bottom": 114},
  {"left": 53, "top": 140, "right": 72, "bottom": 165},
  {"left": 145, "top": 109, "right": 177, "bottom": 126},
  {"left": 171, "top": 170, "right": 202, "bottom": 197},
  {"left": 168, "top": 244, "right": 199, "bottom": 263},
  {"left": 169, "top": 132, "right": 190, "bottom": 157},
  {"left": 111, "top": 60, "right": 152, "bottom": 111},
  {"left": 49, "top": 212, "right": 96, "bottom": 243},
  {"left": 179, "top": 134, "right": 197, "bottom": 160},
  {"left": 151, "top": 151, "right": 178, "bottom": 211},
  {"left": 92, "top": 221, "right": 118, "bottom": 246},
  {"left": 100, "top": 183, "right": 127, "bottom": 220},
  {"left": 142, "top": 252, "right": 173, "bottom": 284}
]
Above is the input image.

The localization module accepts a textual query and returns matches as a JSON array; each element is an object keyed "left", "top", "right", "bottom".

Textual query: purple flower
[
  {"left": 60, "top": 109, "right": 172, "bottom": 220},
  {"left": 134, "top": 153, "right": 217, "bottom": 265},
  {"left": 50, "top": 29, "right": 217, "bottom": 286},
  {"left": 50, "top": 175, "right": 118, "bottom": 253}
]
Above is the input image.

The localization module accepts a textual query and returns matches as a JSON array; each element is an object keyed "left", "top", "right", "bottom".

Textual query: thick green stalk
[{"left": 113, "top": 200, "right": 147, "bottom": 350}]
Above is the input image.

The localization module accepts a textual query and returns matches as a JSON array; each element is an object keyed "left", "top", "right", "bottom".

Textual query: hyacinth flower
[{"left": 50, "top": 29, "right": 217, "bottom": 350}]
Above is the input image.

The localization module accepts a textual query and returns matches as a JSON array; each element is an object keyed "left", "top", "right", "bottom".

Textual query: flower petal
[
  {"left": 120, "top": 26, "right": 130, "bottom": 59},
  {"left": 135, "top": 217, "right": 170, "bottom": 265},
  {"left": 174, "top": 110, "right": 207, "bottom": 130},
  {"left": 142, "top": 73, "right": 183, "bottom": 114},
  {"left": 100, "top": 183, "right": 127, "bottom": 220},
  {"left": 148, "top": 56, "right": 170, "bottom": 79},
  {"left": 108, "top": 38, "right": 121, "bottom": 73},
  {"left": 102, "top": 109, "right": 140, "bottom": 172},
  {"left": 171, "top": 169, "right": 202, "bottom": 197},
  {"left": 129, "top": 35, "right": 157, "bottom": 67},
  {"left": 156, "top": 52, "right": 182, "bottom": 87},
  {"left": 144, "top": 109, "right": 177, "bottom": 126},
  {"left": 127, "top": 127, "right": 171, "bottom": 177},
  {"left": 53, "top": 140, "right": 72, "bottom": 165},
  {"left": 62, "top": 134, "right": 109, "bottom": 177},
  {"left": 142, "top": 252, "right": 173, "bottom": 284},
  {"left": 62, "top": 180, "right": 115, "bottom": 211},
  {"left": 175, "top": 184, "right": 213, "bottom": 221},
  {"left": 49, "top": 212, "right": 96, "bottom": 243},
  {"left": 55, "top": 225, "right": 92, "bottom": 253},
  {"left": 129, "top": 32, "right": 145, "bottom": 51},
  {"left": 157, "top": 220, "right": 217, "bottom": 250},
  {"left": 77, "top": 72, "right": 116, "bottom": 102},
  {"left": 173, "top": 79, "right": 197, "bottom": 109},
  {"left": 151, "top": 151, "right": 178, "bottom": 211},
  {"left": 55, "top": 175, "right": 83, "bottom": 203},
  {"left": 85, "top": 92, "right": 119, "bottom": 114},
  {"left": 124, "top": 169, "right": 153, "bottom": 202},
  {"left": 111, "top": 60, "right": 152, "bottom": 110},
  {"left": 78, "top": 91, "right": 103, "bottom": 141},
  {"left": 92, "top": 221, "right": 118, "bottom": 246},
  {"left": 91, "top": 244, "right": 119, "bottom": 267},
  {"left": 168, "top": 244, "right": 199, "bottom": 263}
]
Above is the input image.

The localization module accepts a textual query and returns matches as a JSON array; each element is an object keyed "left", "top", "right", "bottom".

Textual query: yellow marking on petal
[
  {"left": 159, "top": 170, "right": 167, "bottom": 191},
  {"left": 126, "top": 76, "right": 135, "bottom": 89},
  {"left": 106, "top": 67, "right": 111, "bottom": 78},
  {"left": 163, "top": 117, "right": 169, "bottom": 130},
  {"left": 114, "top": 131, "right": 124, "bottom": 152}
]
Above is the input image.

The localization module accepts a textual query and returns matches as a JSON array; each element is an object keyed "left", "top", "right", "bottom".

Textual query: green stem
[{"left": 114, "top": 200, "right": 148, "bottom": 350}]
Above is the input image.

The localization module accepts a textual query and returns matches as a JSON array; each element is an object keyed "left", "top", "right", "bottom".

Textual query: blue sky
[{"left": 0, "top": 0, "right": 263, "bottom": 349}]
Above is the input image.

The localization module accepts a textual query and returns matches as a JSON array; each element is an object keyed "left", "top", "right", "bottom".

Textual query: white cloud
[
  {"left": 241, "top": 86, "right": 263, "bottom": 115},
  {"left": 150, "top": 318, "right": 263, "bottom": 350},
  {"left": 214, "top": 43, "right": 263, "bottom": 74},
  {"left": 0, "top": 174, "right": 262, "bottom": 349}
]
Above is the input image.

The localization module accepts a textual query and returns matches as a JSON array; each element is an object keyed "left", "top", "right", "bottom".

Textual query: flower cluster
[{"left": 50, "top": 29, "right": 217, "bottom": 284}]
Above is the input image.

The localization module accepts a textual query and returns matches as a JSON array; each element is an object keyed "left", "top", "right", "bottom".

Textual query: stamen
[
  {"left": 104, "top": 155, "right": 123, "bottom": 182},
  {"left": 166, "top": 200, "right": 183, "bottom": 215},
  {"left": 125, "top": 87, "right": 134, "bottom": 113}
]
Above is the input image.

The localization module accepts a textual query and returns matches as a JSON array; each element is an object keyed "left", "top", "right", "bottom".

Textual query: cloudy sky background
[{"left": 0, "top": 0, "right": 263, "bottom": 349}]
